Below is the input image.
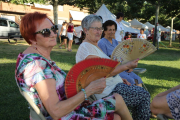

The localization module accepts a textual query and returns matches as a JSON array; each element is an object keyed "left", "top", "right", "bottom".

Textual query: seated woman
[
  {"left": 98, "top": 20, "right": 143, "bottom": 87},
  {"left": 151, "top": 84, "right": 180, "bottom": 120},
  {"left": 15, "top": 12, "right": 132, "bottom": 120},
  {"left": 76, "top": 15, "right": 151, "bottom": 120}
]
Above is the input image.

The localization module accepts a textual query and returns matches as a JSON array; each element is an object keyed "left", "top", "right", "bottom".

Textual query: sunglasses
[{"left": 35, "top": 25, "right": 58, "bottom": 37}]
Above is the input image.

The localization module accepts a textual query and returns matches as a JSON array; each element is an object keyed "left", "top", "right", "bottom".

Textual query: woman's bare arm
[
  {"left": 86, "top": 55, "right": 138, "bottom": 77},
  {"left": 35, "top": 78, "right": 106, "bottom": 120}
]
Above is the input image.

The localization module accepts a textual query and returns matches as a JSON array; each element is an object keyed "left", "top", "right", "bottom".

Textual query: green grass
[{"left": 0, "top": 39, "right": 180, "bottom": 120}]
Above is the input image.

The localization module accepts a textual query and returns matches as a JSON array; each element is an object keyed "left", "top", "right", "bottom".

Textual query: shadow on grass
[{"left": 139, "top": 63, "right": 180, "bottom": 82}]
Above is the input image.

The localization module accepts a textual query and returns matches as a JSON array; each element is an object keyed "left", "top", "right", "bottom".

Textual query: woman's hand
[
  {"left": 85, "top": 78, "right": 106, "bottom": 96},
  {"left": 122, "top": 78, "right": 131, "bottom": 86},
  {"left": 125, "top": 58, "right": 139, "bottom": 69}
]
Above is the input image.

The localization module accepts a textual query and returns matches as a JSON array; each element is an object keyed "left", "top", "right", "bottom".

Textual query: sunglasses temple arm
[{"left": 105, "top": 62, "right": 121, "bottom": 78}]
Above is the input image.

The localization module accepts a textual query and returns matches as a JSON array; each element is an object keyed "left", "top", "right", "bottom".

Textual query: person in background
[
  {"left": 115, "top": 12, "right": 124, "bottom": 43},
  {"left": 137, "top": 28, "right": 147, "bottom": 40},
  {"left": 15, "top": 12, "right": 130, "bottom": 120},
  {"left": 126, "top": 32, "right": 132, "bottom": 40},
  {"left": 59, "top": 22, "right": 68, "bottom": 49},
  {"left": 66, "top": 17, "right": 77, "bottom": 52},
  {"left": 151, "top": 84, "right": 180, "bottom": 120},
  {"left": 98, "top": 20, "right": 143, "bottom": 87}
]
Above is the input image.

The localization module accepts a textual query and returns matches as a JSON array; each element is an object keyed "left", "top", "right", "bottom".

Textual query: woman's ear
[
  {"left": 29, "top": 39, "right": 36, "bottom": 45},
  {"left": 83, "top": 28, "right": 88, "bottom": 34}
]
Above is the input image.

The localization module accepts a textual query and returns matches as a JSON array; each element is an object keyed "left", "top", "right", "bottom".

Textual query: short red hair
[{"left": 20, "top": 12, "right": 54, "bottom": 44}]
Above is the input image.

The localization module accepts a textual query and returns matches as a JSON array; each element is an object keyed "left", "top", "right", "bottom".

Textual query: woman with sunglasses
[
  {"left": 15, "top": 12, "right": 133, "bottom": 120},
  {"left": 66, "top": 17, "right": 77, "bottom": 52}
]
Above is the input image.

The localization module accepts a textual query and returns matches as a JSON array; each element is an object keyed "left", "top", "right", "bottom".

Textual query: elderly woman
[
  {"left": 15, "top": 12, "right": 133, "bottom": 120},
  {"left": 98, "top": 20, "right": 143, "bottom": 87},
  {"left": 76, "top": 15, "right": 150, "bottom": 120},
  {"left": 151, "top": 84, "right": 180, "bottom": 120}
]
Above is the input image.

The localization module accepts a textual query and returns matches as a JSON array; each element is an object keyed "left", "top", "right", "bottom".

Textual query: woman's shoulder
[{"left": 16, "top": 53, "right": 51, "bottom": 71}]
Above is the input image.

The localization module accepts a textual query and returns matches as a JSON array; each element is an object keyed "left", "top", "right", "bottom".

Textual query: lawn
[{"left": 0, "top": 39, "right": 180, "bottom": 120}]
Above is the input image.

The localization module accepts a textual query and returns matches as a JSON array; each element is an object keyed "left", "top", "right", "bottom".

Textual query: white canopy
[
  {"left": 129, "top": 18, "right": 148, "bottom": 29},
  {"left": 96, "top": 4, "right": 139, "bottom": 33},
  {"left": 144, "top": 22, "right": 154, "bottom": 30},
  {"left": 122, "top": 20, "right": 131, "bottom": 26},
  {"left": 159, "top": 24, "right": 169, "bottom": 32},
  {"left": 69, "top": 10, "right": 88, "bottom": 21}
]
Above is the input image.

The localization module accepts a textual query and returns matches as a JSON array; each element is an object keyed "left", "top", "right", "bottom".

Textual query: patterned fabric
[
  {"left": 166, "top": 89, "right": 180, "bottom": 120},
  {"left": 15, "top": 53, "right": 115, "bottom": 120},
  {"left": 110, "top": 83, "right": 151, "bottom": 120},
  {"left": 137, "top": 34, "right": 147, "bottom": 39},
  {"left": 98, "top": 38, "right": 143, "bottom": 85}
]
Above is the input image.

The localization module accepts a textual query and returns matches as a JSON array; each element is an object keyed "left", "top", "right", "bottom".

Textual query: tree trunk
[
  {"left": 153, "top": 5, "right": 159, "bottom": 48},
  {"left": 169, "top": 18, "right": 174, "bottom": 47},
  {"left": 53, "top": 0, "right": 59, "bottom": 42}
]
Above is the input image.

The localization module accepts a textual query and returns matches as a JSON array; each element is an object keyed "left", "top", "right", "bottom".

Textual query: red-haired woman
[{"left": 15, "top": 12, "right": 132, "bottom": 120}]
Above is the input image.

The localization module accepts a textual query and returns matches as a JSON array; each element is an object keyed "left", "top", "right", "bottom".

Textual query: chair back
[{"left": 19, "top": 88, "right": 46, "bottom": 120}]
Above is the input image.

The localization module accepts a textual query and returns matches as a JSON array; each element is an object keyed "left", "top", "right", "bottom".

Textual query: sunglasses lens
[
  {"left": 51, "top": 25, "right": 58, "bottom": 34},
  {"left": 42, "top": 29, "right": 51, "bottom": 37}
]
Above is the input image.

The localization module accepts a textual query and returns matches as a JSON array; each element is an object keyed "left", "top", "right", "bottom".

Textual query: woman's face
[
  {"left": 85, "top": 21, "right": 103, "bottom": 42},
  {"left": 104, "top": 25, "right": 116, "bottom": 39},
  {"left": 34, "top": 18, "right": 57, "bottom": 48}
]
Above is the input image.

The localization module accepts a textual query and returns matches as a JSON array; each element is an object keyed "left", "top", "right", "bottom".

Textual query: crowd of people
[{"left": 15, "top": 12, "right": 180, "bottom": 120}]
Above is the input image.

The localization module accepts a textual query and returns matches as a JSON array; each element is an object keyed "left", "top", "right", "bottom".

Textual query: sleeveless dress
[
  {"left": 67, "top": 25, "right": 74, "bottom": 40},
  {"left": 15, "top": 53, "right": 116, "bottom": 120}
]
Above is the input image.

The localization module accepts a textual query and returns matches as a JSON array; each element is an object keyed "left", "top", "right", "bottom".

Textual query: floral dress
[{"left": 15, "top": 53, "right": 116, "bottom": 120}]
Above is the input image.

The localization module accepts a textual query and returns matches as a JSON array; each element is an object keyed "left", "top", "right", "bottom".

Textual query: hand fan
[
  {"left": 65, "top": 58, "right": 119, "bottom": 98},
  {"left": 111, "top": 38, "right": 157, "bottom": 64}
]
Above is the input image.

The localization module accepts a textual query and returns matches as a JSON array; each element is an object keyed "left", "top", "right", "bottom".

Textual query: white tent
[
  {"left": 129, "top": 18, "right": 148, "bottom": 29},
  {"left": 144, "top": 22, "right": 154, "bottom": 30},
  {"left": 122, "top": 20, "right": 131, "bottom": 26},
  {"left": 96, "top": 4, "right": 139, "bottom": 33},
  {"left": 159, "top": 24, "right": 169, "bottom": 32},
  {"left": 96, "top": 4, "right": 116, "bottom": 23}
]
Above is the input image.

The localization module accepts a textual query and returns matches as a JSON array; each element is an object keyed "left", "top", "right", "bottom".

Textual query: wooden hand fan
[
  {"left": 65, "top": 58, "right": 119, "bottom": 98},
  {"left": 111, "top": 38, "right": 157, "bottom": 64}
]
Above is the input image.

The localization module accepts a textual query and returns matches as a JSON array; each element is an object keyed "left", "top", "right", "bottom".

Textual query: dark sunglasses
[{"left": 35, "top": 25, "right": 58, "bottom": 37}]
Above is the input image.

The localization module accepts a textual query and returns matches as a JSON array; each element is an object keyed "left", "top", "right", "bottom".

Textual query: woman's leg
[
  {"left": 112, "top": 83, "right": 151, "bottom": 120},
  {"left": 64, "top": 39, "right": 67, "bottom": 49},
  {"left": 70, "top": 40, "right": 73, "bottom": 50},
  {"left": 114, "top": 93, "right": 132, "bottom": 120},
  {"left": 151, "top": 95, "right": 173, "bottom": 118}
]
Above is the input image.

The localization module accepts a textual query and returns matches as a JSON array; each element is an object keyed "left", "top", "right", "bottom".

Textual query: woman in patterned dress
[
  {"left": 151, "top": 84, "right": 180, "bottom": 120},
  {"left": 15, "top": 12, "right": 133, "bottom": 120}
]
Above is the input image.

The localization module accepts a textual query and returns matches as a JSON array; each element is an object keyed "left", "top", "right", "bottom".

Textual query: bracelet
[{"left": 81, "top": 89, "right": 88, "bottom": 100}]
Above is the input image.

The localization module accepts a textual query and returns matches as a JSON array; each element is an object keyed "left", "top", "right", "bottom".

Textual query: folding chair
[{"left": 19, "top": 88, "right": 46, "bottom": 120}]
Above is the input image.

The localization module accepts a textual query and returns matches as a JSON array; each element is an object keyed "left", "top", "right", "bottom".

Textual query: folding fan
[
  {"left": 111, "top": 38, "right": 157, "bottom": 64},
  {"left": 65, "top": 58, "right": 119, "bottom": 98}
]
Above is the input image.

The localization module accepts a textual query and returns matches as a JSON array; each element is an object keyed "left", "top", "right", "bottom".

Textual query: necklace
[{"left": 31, "top": 46, "right": 52, "bottom": 61}]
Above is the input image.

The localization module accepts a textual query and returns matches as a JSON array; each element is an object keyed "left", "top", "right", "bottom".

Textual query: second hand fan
[
  {"left": 111, "top": 38, "right": 157, "bottom": 64},
  {"left": 65, "top": 58, "right": 119, "bottom": 98}
]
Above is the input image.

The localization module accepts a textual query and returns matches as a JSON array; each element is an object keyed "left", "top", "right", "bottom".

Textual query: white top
[
  {"left": 115, "top": 21, "right": 124, "bottom": 42},
  {"left": 76, "top": 42, "right": 123, "bottom": 99},
  {"left": 61, "top": 26, "right": 66, "bottom": 36},
  {"left": 137, "top": 34, "right": 147, "bottom": 39}
]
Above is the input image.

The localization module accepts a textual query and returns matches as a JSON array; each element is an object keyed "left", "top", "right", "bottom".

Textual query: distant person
[
  {"left": 59, "top": 22, "right": 68, "bottom": 49},
  {"left": 137, "top": 28, "right": 147, "bottom": 40},
  {"left": 126, "top": 33, "right": 132, "bottom": 40},
  {"left": 115, "top": 12, "right": 124, "bottom": 43},
  {"left": 66, "top": 17, "right": 77, "bottom": 52},
  {"left": 151, "top": 84, "right": 180, "bottom": 120}
]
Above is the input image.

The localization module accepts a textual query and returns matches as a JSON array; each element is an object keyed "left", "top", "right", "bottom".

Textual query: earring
[{"left": 33, "top": 43, "right": 37, "bottom": 50}]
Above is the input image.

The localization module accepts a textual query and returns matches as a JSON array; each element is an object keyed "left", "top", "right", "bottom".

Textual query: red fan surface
[{"left": 65, "top": 58, "right": 119, "bottom": 98}]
